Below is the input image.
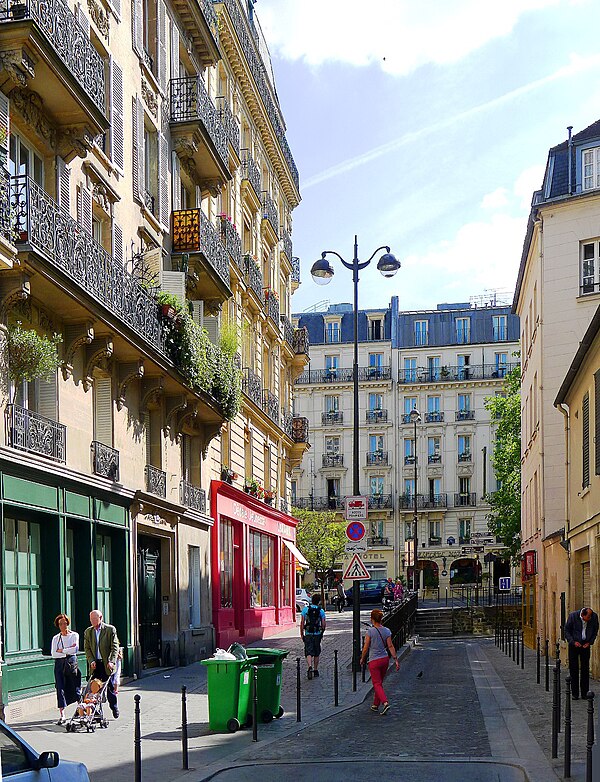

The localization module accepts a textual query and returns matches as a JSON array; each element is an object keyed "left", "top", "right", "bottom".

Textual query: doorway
[{"left": 137, "top": 536, "right": 161, "bottom": 668}]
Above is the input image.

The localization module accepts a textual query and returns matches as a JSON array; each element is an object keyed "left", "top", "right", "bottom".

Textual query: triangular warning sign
[{"left": 343, "top": 553, "right": 370, "bottom": 580}]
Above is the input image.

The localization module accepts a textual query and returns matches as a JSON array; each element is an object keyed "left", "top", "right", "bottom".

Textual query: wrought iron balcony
[
  {"left": 0, "top": 169, "right": 10, "bottom": 244},
  {"left": 456, "top": 410, "right": 475, "bottom": 421},
  {"left": 401, "top": 413, "right": 412, "bottom": 424},
  {"left": 11, "top": 176, "right": 165, "bottom": 354},
  {"left": 322, "top": 454, "right": 343, "bottom": 467},
  {"left": 293, "top": 326, "right": 309, "bottom": 356},
  {"left": 281, "top": 229, "right": 292, "bottom": 262},
  {"left": 398, "top": 363, "right": 520, "bottom": 383},
  {"left": 180, "top": 479, "right": 206, "bottom": 513},
  {"left": 172, "top": 208, "right": 230, "bottom": 289},
  {"left": 279, "top": 496, "right": 288, "bottom": 514},
  {"left": 295, "top": 368, "right": 354, "bottom": 384},
  {"left": 404, "top": 455, "right": 417, "bottom": 466},
  {"left": 219, "top": 216, "right": 242, "bottom": 270},
  {"left": 458, "top": 452, "right": 472, "bottom": 463},
  {"left": 241, "top": 149, "right": 262, "bottom": 199},
  {"left": 215, "top": 0, "right": 299, "bottom": 192},
  {"left": 169, "top": 76, "right": 228, "bottom": 168},
  {"left": 366, "top": 409, "right": 388, "bottom": 423},
  {"left": 243, "top": 254, "right": 264, "bottom": 303},
  {"left": 0, "top": 0, "right": 106, "bottom": 118},
  {"left": 368, "top": 494, "right": 393, "bottom": 509},
  {"left": 425, "top": 411, "right": 444, "bottom": 423},
  {"left": 398, "top": 493, "right": 447, "bottom": 510},
  {"left": 428, "top": 537, "right": 442, "bottom": 547},
  {"left": 262, "top": 388, "right": 279, "bottom": 424},
  {"left": 292, "top": 495, "right": 344, "bottom": 511},
  {"left": 454, "top": 492, "right": 476, "bottom": 507},
  {"left": 264, "top": 288, "right": 280, "bottom": 327},
  {"left": 5, "top": 403, "right": 66, "bottom": 462},
  {"left": 91, "top": 441, "right": 120, "bottom": 481},
  {"left": 145, "top": 464, "right": 167, "bottom": 498},
  {"left": 322, "top": 411, "right": 343, "bottom": 426},
  {"left": 292, "top": 416, "right": 309, "bottom": 443},
  {"left": 358, "top": 366, "right": 391, "bottom": 381},
  {"left": 280, "top": 314, "right": 294, "bottom": 348},
  {"left": 367, "top": 451, "right": 388, "bottom": 466},
  {"left": 215, "top": 96, "right": 240, "bottom": 157},
  {"left": 428, "top": 453, "right": 442, "bottom": 464},
  {"left": 242, "top": 367, "right": 262, "bottom": 407},
  {"left": 261, "top": 192, "right": 279, "bottom": 235},
  {"left": 368, "top": 536, "right": 390, "bottom": 546},
  {"left": 291, "top": 255, "right": 301, "bottom": 285}
]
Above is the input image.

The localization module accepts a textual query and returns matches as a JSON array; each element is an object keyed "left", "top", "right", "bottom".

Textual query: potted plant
[
  {"left": 5, "top": 322, "right": 62, "bottom": 403},
  {"left": 263, "top": 489, "right": 275, "bottom": 505},
  {"left": 221, "top": 466, "right": 238, "bottom": 484}
]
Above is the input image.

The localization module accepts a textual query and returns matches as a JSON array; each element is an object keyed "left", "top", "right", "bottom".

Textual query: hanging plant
[{"left": 5, "top": 322, "right": 62, "bottom": 403}]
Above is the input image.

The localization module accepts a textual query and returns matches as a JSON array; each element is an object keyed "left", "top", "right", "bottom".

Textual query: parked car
[
  {"left": 0, "top": 719, "right": 90, "bottom": 780},
  {"left": 296, "top": 587, "right": 311, "bottom": 611},
  {"left": 345, "top": 579, "right": 389, "bottom": 604}
]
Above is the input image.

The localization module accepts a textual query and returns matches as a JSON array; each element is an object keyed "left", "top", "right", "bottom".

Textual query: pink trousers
[{"left": 368, "top": 656, "right": 390, "bottom": 706}]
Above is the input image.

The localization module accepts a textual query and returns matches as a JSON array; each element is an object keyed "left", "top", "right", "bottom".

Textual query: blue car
[
  {"left": 0, "top": 719, "right": 90, "bottom": 780},
  {"left": 345, "top": 579, "right": 389, "bottom": 604}
]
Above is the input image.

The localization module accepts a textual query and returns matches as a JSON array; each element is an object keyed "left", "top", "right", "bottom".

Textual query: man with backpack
[{"left": 300, "top": 594, "right": 326, "bottom": 679}]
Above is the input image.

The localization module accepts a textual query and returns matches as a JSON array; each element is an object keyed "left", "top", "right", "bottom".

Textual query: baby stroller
[{"left": 65, "top": 677, "right": 110, "bottom": 733}]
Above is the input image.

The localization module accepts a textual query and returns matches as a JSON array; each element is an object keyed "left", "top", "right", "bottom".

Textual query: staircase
[{"left": 415, "top": 607, "right": 453, "bottom": 638}]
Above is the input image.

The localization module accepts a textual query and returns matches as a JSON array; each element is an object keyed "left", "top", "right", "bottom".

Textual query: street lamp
[
  {"left": 310, "top": 235, "right": 400, "bottom": 690},
  {"left": 409, "top": 407, "right": 421, "bottom": 597}
]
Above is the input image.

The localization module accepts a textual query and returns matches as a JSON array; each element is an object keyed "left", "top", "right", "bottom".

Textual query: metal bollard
[
  {"left": 334, "top": 649, "right": 339, "bottom": 707},
  {"left": 516, "top": 628, "right": 520, "bottom": 666},
  {"left": 586, "top": 691, "right": 595, "bottom": 782},
  {"left": 252, "top": 665, "right": 258, "bottom": 742},
  {"left": 134, "top": 694, "right": 141, "bottom": 782},
  {"left": 181, "top": 686, "right": 188, "bottom": 771},
  {"left": 521, "top": 627, "right": 525, "bottom": 670},
  {"left": 552, "top": 665, "right": 559, "bottom": 758},
  {"left": 296, "top": 657, "right": 301, "bottom": 722},
  {"left": 556, "top": 642, "right": 562, "bottom": 733},
  {"left": 564, "top": 675, "right": 572, "bottom": 779},
  {"left": 536, "top": 636, "right": 541, "bottom": 685},
  {"left": 545, "top": 639, "right": 550, "bottom": 692}
]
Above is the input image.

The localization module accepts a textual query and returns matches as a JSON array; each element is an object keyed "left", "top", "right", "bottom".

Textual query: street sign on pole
[
  {"left": 499, "top": 577, "right": 511, "bottom": 591},
  {"left": 345, "top": 538, "right": 367, "bottom": 554},
  {"left": 461, "top": 546, "right": 474, "bottom": 554},
  {"left": 345, "top": 521, "right": 366, "bottom": 541},
  {"left": 344, "top": 496, "right": 368, "bottom": 521},
  {"left": 343, "top": 553, "right": 370, "bottom": 580}
]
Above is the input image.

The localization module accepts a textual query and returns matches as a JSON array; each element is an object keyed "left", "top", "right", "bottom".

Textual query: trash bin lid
[
  {"left": 228, "top": 642, "right": 249, "bottom": 660},
  {"left": 247, "top": 647, "right": 289, "bottom": 658}
]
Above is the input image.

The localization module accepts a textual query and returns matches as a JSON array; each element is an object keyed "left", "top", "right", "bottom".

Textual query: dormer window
[
  {"left": 583, "top": 147, "right": 600, "bottom": 191},
  {"left": 325, "top": 320, "right": 341, "bottom": 343}
]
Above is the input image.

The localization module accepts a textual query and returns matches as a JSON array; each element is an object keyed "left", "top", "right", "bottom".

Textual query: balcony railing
[
  {"left": 169, "top": 76, "right": 228, "bottom": 166},
  {"left": 292, "top": 495, "right": 344, "bottom": 511},
  {"left": 219, "top": 217, "right": 242, "bottom": 270},
  {"left": 215, "top": 96, "right": 240, "bottom": 157},
  {"left": 291, "top": 255, "right": 301, "bottom": 285},
  {"left": 398, "top": 493, "right": 447, "bottom": 509},
  {"left": 261, "top": 191, "right": 279, "bottom": 234},
  {"left": 456, "top": 410, "right": 475, "bottom": 421},
  {"left": 404, "top": 455, "right": 417, "bottom": 465},
  {"left": 322, "top": 411, "right": 343, "bottom": 425},
  {"left": 428, "top": 537, "right": 442, "bottom": 546},
  {"left": 368, "top": 494, "right": 393, "bottom": 509},
  {"left": 322, "top": 454, "right": 343, "bottom": 467},
  {"left": 368, "top": 536, "right": 390, "bottom": 546},
  {"left": 367, "top": 451, "right": 388, "bottom": 466},
  {"left": 425, "top": 411, "right": 444, "bottom": 423},
  {"left": 279, "top": 496, "right": 288, "bottom": 514},
  {"left": 428, "top": 453, "right": 442, "bottom": 464},
  {"left": 0, "top": 0, "right": 106, "bottom": 115},
  {"left": 241, "top": 149, "right": 262, "bottom": 198},
  {"left": 366, "top": 409, "right": 388, "bottom": 423},
  {"left": 172, "top": 208, "right": 230, "bottom": 289},
  {"left": 401, "top": 413, "right": 411, "bottom": 424},
  {"left": 264, "top": 288, "right": 280, "bottom": 326},
  {"left": 458, "top": 452, "right": 472, "bottom": 462},
  {"left": 145, "top": 464, "right": 167, "bottom": 498},
  {"left": 358, "top": 366, "right": 391, "bottom": 381},
  {"left": 91, "top": 441, "right": 119, "bottom": 481},
  {"left": 180, "top": 479, "right": 206, "bottom": 513},
  {"left": 0, "top": 169, "right": 10, "bottom": 243},
  {"left": 262, "top": 388, "right": 279, "bottom": 423},
  {"left": 454, "top": 492, "right": 476, "bottom": 507},
  {"left": 280, "top": 314, "right": 294, "bottom": 348},
  {"left": 242, "top": 367, "right": 262, "bottom": 407},
  {"left": 5, "top": 403, "right": 66, "bottom": 462},
  {"left": 243, "top": 254, "right": 264, "bottom": 302},
  {"left": 398, "top": 363, "right": 520, "bottom": 383},
  {"left": 281, "top": 229, "right": 292, "bottom": 261},
  {"left": 11, "top": 176, "right": 165, "bottom": 354},
  {"left": 293, "top": 326, "right": 309, "bottom": 356},
  {"left": 291, "top": 415, "right": 309, "bottom": 443}
]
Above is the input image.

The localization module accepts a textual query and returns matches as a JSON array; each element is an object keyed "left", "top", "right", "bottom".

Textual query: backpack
[{"left": 305, "top": 605, "right": 322, "bottom": 634}]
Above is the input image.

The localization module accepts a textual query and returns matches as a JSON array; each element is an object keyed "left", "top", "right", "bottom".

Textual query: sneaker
[
  {"left": 380, "top": 703, "right": 390, "bottom": 715},
  {"left": 57, "top": 717, "right": 66, "bottom": 726},
  {"left": 370, "top": 705, "right": 379, "bottom": 712},
  {"left": 313, "top": 670, "right": 320, "bottom": 678},
  {"left": 307, "top": 667, "right": 313, "bottom": 680}
]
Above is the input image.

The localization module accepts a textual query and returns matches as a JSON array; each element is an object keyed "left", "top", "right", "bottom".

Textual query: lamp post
[
  {"left": 311, "top": 236, "right": 400, "bottom": 687},
  {"left": 409, "top": 407, "right": 421, "bottom": 597}
]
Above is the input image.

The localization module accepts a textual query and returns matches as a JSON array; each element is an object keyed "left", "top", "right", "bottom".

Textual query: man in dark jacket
[{"left": 564, "top": 607, "right": 599, "bottom": 699}]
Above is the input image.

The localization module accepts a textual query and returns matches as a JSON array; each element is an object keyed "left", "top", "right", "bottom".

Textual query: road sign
[
  {"left": 346, "top": 521, "right": 366, "bottom": 541},
  {"left": 461, "top": 546, "right": 474, "bottom": 554},
  {"left": 447, "top": 536, "right": 456, "bottom": 546},
  {"left": 345, "top": 538, "right": 368, "bottom": 554},
  {"left": 473, "top": 545, "right": 485, "bottom": 553},
  {"left": 470, "top": 536, "right": 495, "bottom": 545},
  {"left": 499, "top": 577, "right": 511, "bottom": 591},
  {"left": 344, "top": 496, "right": 368, "bottom": 521},
  {"left": 343, "top": 553, "right": 370, "bottom": 580}
]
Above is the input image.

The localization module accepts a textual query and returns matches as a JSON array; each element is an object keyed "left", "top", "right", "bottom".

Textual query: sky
[{"left": 253, "top": 0, "right": 600, "bottom": 313}]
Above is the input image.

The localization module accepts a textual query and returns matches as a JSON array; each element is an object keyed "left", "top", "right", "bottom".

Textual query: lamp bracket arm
[
  {"left": 321, "top": 250, "right": 348, "bottom": 267},
  {"left": 366, "top": 245, "right": 391, "bottom": 264}
]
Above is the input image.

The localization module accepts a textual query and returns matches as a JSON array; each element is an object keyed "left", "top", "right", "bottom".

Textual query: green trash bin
[
  {"left": 200, "top": 655, "right": 258, "bottom": 733},
  {"left": 246, "top": 647, "right": 289, "bottom": 723}
]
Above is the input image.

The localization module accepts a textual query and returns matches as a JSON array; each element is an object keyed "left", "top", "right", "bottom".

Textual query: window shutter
[
  {"left": 0, "top": 93, "right": 9, "bottom": 157},
  {"left": 56, "top": 157, "right": 70, "bottom": 213},
  {"left": 161, "top": 270, "right": 185, "bottom": 301},
  {"left": 583, "top": 392, "right": 590, "bottom": 488},
  {"left": 109, "top": 57, "right": 124, "bottom": 173},
  {"left": 189, "top": 300, "right": 203, "bottom": 327},
  {"left": 203, "top": 313, "right": 220, "bottom": 345},
  {"left": 189, "top": 545, "right": 201, "bottom": 627},
  {"left": 182, "top": 434, "right": 191, "bottom": 480},
  {"left": 35, "top": 376, "right": 57, "bottom": 420},
  {"left": 131, "top": 0, "right": 143, "bottom": 57},
  {"left": 170, "top": 20, "right": 179, "bottom": 80},
  {"left": 132, "top": 97, "right": 144, "bottom": 202},
  {"left": 106, "top": 0, "right": 121, "bottom": 20},
  {"left": 112, "top": 221, "right": 123, "bottom": 264},
  {"left": 595, "top": 371, "right": 600, "bottom": 475},
  {"left": 157, "top": 0, "right": 167, "bottom": 93},
  {"left": 158, "top": 111, "right": 169, "bottom": 228},
  {"left": 77, "top": 3, "right": 90, "bottom": 36},
  {"left": 94, "top": 377, "right": 113, "bottom": 446},
  {"left": 172, "top": 151, "right": 181, "bottom": 211},
  {"left": 77, "top": 185, "right": 93, "bottom": 235}
]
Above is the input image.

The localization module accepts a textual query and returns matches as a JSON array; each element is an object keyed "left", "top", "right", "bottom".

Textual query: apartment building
[
  {"left": 514, "top": 120, "right": 600, "bottom": 649},
  {"left": 292, "top": 296, "right": 519, "bottom": 591},
  {"left": 0, "top": 0, "right": 307, "bottom": 714}
]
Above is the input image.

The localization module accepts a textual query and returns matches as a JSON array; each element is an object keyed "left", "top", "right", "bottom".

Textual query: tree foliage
[
  {"left": 5, "top": 323, "right": 62, "bottom": 402},
  {"left": 293, "top": 508, "right": 347, "bottom": 600},
  {"left": 484, "top": 363, "right": 521, "bottom": 561}
]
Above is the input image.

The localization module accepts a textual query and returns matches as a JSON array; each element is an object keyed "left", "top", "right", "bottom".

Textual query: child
[{"left": 77, "top": 678, "right": 103, "bottom": 717}]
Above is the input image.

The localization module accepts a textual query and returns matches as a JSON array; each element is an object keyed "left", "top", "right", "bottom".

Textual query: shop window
[
  {"left": 281, "top": 544, "right": 291, "bottom": 607},
  {"left": 220, "top": 519, "right": 233, "bottom": 609},
  {"left": 96, "top": 532, "right": 112, "bottom": 623},
  {"left": 4, "top": 517, "right": 42, "bottom": 654},
  {"left": 249, "top": 530, "right": 274, "bottom": 608},
  {"left": 188, "top": 545, "right": 201, "bottom": 627}
]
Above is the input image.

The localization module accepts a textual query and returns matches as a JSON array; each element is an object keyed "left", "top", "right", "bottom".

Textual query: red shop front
[{"left": 210, "top": 480, "right": 304, "bottom": 648}]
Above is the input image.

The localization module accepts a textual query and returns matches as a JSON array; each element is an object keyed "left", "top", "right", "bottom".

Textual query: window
[
  {"left": 405, "top": 521, "right": 414, "bottom": 540},
  {"left": 249, "top": 531, "right": 274, "bottom": 607},
  {"left": 325, "top": 436, "right": 340, "bottom": 454},
  {"left": 11, "top": 373, "right": 57, "bottom": 421},
  {"left": 189, "top": 545, "right": 201, "bottom": 627},
  {"left": 404, "top": 478, "right": 415, "bottom": 496},
  {"left": 580, "top": 241, "right": 600, "bottom": 295},
  {"left": 415, "top": 320, "right": 428, "bottom": 346},
  {"left": 143, "top": 126, "right": 157, "bottom": 214},
  {"left": 583, "top": 392, "right": 590, "bottom": 488},
  {"left": 459, "top": 476, "right": 471, "bottom": 498},
  {"left": 0, "top": 724, "right": 33, "bottom": 774},
  {"left": 220, "top": 519, "right": 233, "bottom": 608},
  {"left": 368, "top": 318, "right": 383, "bottom": 340},
  {"left": 281, "top": 544, "right": 291, "bottom": 607},
  {"left": 428, "top": 436, "right": 441, "bottom": 462},
  {"left": 458, "top": 435, "right": 471, "bottom": 461},
  {"left": 96, "top": 532, "right": 112, "bottom": 622},
  {"left": 325, "top": 355, "right": 338, "bottom": 378},
  {"left": 370, "top": 434, "right": 384, "bottom": 453},
  {"left": 427, "top": 396, "right": 440, "bottom": 413},
  {"left": 492, "top": 315, "right": 507, "bottom": 341},
  {"left": 457, "top": 354, "right": 471, "bottom": 379},
  {"left": 4, "top": 518, "right": 42, "bottom": 653},
  {"left": 291, "top": 480, "right": 297, "bottom": 504},
  {"left": 583, "top": 146, "right": 600, "bottom": 191},
  {"left": 404, "top": 438, "right": 415, "bottom": 460},
  {"left": 495, "top": 353, "right": 508, "bottom": 378},
  {"left": 369, "top": 393, "right": 383, "bottom": 410},
  {"left": 459, "top": 518, "right": 471, "bottom": 544},
  {"left": 369, "top": 353, "right": 383, "bottom": 368},
  {"left": 429, "top": 477, "right": 441, "bottom": 500},
  {"left": 327, "top": 478, "right": 340, "bottom": 507},
  {"left": 404, "top": 396, "right": 417, "bottom": 414},
  {"left": 456, "top": 317, "right": 470, "bottom": 344},
  {"left": 429, "top": 520, "right": 441, "bottom": 540},
  {"left": 325, "top": 395, "right": 339, "bottom": 412},
  {"left": 9, "top": 132, "right": 44, "bottom": 185},
  {"left": 403, "top": 358, "right": 417, "bottom": 383},
  {"left": 325, "top": 320, "right": 340, "bottom": 343},
  {"left": 370, "top": 475, "right": 384, "bottom": 495},
  {"left": 427, "top": 356, "right": 440, "bottom": 381},
  {"left": 458, "top": 393, "right": 471, "bottom": 412}
]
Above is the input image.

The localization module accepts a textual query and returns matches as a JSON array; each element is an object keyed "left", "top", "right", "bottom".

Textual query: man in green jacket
[{"left": 84, "top": 609, "right": 120, "bottom": 718}]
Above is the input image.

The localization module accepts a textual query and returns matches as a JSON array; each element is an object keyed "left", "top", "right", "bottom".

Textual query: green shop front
[{"left": 0, "top": 465, "right": 132, "bottom": 717}]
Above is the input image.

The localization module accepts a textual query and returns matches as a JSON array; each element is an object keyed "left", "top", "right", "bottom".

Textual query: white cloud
[
  {"left": 257, "top": 0, "right": 571, "bottom": 76},
  {"left": 514, "top": 164, "right": 546, "bottom": 210},
  {"left": 481, "top": 188, "right": 509, "bottom": 210}
]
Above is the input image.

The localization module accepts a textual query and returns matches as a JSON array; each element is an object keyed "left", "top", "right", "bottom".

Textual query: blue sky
[{"left": 255, "top": 0, "right": 600, "bottom": 313}]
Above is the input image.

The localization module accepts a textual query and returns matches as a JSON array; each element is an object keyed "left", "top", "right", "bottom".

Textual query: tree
[
  {"left": 5, "top": 323, "right": 62, "bottom": 403},
  {"left": 293, "top": 508, "right": 347, "bottom": 604},
  {"left": 484, "top": 362, "right": 521, "bottom": 561}
]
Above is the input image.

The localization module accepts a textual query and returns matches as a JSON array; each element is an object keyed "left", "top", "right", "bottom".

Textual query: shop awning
[{"left": 283, "top": 539, "right": 309, "bottom": 568}]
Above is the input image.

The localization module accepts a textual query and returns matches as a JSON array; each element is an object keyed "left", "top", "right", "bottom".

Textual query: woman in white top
[{"left": 51, "top": 613, "right": 80, "bottom": 724}]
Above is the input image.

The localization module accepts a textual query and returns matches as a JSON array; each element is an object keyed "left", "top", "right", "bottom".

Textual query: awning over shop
[{"left": 283, "top": 538, "right": 309, "bottom": 568}]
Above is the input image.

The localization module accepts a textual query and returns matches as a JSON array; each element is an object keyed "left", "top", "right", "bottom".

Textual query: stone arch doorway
[{"left": 450, "top": 558, "right": 481, "bottom": 585}]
